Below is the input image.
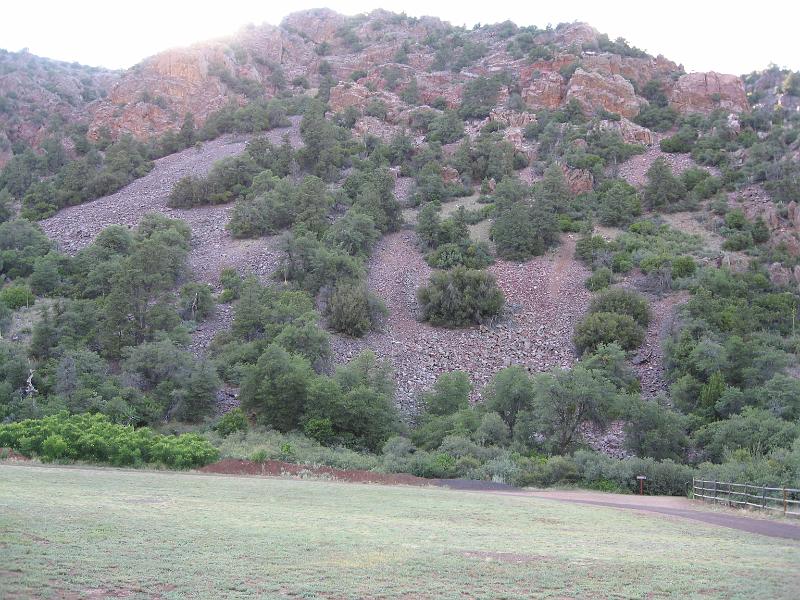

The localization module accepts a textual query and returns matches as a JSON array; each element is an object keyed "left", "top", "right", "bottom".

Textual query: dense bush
[
  {"left": 492, "top": 201, "right": 559, "bottom": 261},
  {"left": 459, "top": 74, "right": 508, "bottom": 119},
  {"left": 417, "top": 267, "right": 504, "bottom": 327},
  {"left": 594, "top": 180, "right": 641, "bottom": 226},
  {"left": 228, "top": 175, "right": 333, "bottom": 237},
  {"left": 642, "top": 158, "right": 688, "bottom": 212},
  {"left": 623, "top": 397, "right": 689, "bottom": 461},
  {"left": 425, "top": 111, "right": 465, "bottom": 144},
  {"left": 421, "top": 370, "right": 472, "bottom": 416},
  {"left": 660, "top": 126, "right": 698, "bottom": 153},
  {"left": 585, "top": 267, "right": 613, "bottom": 291},
  {"left": 214, "top": 408, "right": 248, "bottom": 437},
  {"left": 589, "top": 287, "right": 651, "bottom": 327},
  {"left": 425, "top": 241, "right": 493, "bottom": 269},
  {"left": 0, "top": 284, "right": 35, "bottom": 309},
  {"left": 0, "top": 412, "right": 219, "bottom": 468},
  {"left": 693, "top": 407, "right": 799, "bottom": 463},
  {"left": 168, "top": 155, "right": 261, "bottom": 208},
  {"left": 573, "top": 312, "right": 645, "bottom": 354},
  {"left": 0, "top": 219, "right": 53, "bottom": 278},
  {"left": 238, "top": 345, "right": 399, "bottom": 451},
  {"left": 326, "top": 281, "right": 386, "bottom": 337},
  {"left": 179, "top": 283, "right": 215, "bottom": 321}
]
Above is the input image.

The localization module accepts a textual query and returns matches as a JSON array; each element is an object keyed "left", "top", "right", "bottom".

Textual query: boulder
[
  {"left": 565, "top": 68, "right": 644, "bottom": 118},
  {"left": 328, "top": 83, "right": 372, "bottom": 114},
  {"left": 416, "top": 72, "right": 462, "bottom": 108},
  {"left": 668, "top": 72, "right": 749, "bottom": 114},
  {"left": 521, "top": 72, "right": 565, "bottom": 110},
  {"left": 561, "top": 165, "right": 594, "bottom": 195},
  {"left": 597, "top": 117, "right": 654, "bottom": 145},
  {"left": 281, "top": 8, "right": 346, "bottom": 45},
  {"left": 768, "top": 262, "right": 793, "bottom": 287},
  {"left": 552, "top": 23, "right": 600, "bottom": 48},
  {"left": 771, "top": 231, "right": 800, "bottom": 257},
  {"left": 581, "top": 54, "right": 679, "bottom": 90},
  {"left": 788, "top": 201, "right": 800, "bottom": 230},
  {"left": 441, "top": 166, "right": 460, "bottom": 184},
  {"left": 485, "top": 109, "right": 536, "bottom": 128},
  {"left": 354, "top": 116, "right": 400, "bottom": 140}
]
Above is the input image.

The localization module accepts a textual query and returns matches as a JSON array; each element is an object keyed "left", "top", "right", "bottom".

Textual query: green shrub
[
  {"left": 595, "top": 180, "right": 641, "bottom": 226},
  {"left": 585, "top": 267, "right": 613, "bottom": 291},
  {"left": 459, "top": 74, "right": 507, "bottom": 119},
  {"left": 660, "top": 126, "right": 697, "bottom": 153},
  {"left": 611, "top": 252, "right": 633, "bottom": 273},
  {"left": 239, "top": 344, "right": 317, "bottom": 431},
  {"left": 589, "top": 287, "right": 651, "bottom": 327},
  {"left": 574, "top": 312, "right": 645, "bottom": 354},
  {"left": 642, "top": 158, "right": 687, "bottom": 211},
  {"left": 219, "top": 268, "right": 242, "bottom": 302},
  {"left": 327, "top": 281, "right": 386, "bottom": 337},
  {"left": 571, "top": 450, "right": 695, "bottom": 496},
  {"left": 417, "top": 267, "right": 505, "bottom": 328},
  {"left": 425, "top": 111, "right": 465, "bottom": 144},
  {"left": 671, "top": 255, "right": 697, "bottom": 278},
  {"left": 421, "top": 371, "right": 472, "bottom": 416},
  {"left": 425, "top": 241, "right": 493, "bottom": 269},
  {"left": 215, "top": 408, "right": 248, "bottom": 437},
  {"left": 492, "top": 202, "right": 559, "bottom": 261},
  {"left": 693, "top": 407, "right": 800, "bottom": 463},
  {"left": 0, "top": 412, "right": 219, "bottom": 468},
  {"left": 484, "top": 366, "right": 535, "bottom": 430},
  {"left": 0, "top": 284, "right": 35, "bottom": 309},
  {"left": 474, "top": 412, "right": 510, "bottom": 447},
  {"left": 623, "top": 398, "right": 689, "bottom": 461}
]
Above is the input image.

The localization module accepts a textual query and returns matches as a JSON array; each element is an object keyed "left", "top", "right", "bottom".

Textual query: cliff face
[
  {"left": 1, "top": 9, "right": 756, "bottom": 164},
  {"left": 0, "top": 50, "right": 118, "bottom": 164}
]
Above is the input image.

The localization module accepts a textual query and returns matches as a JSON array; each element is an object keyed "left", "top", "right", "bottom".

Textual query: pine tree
[{"left": 643, "top": 157, "right": 687, "bottom": 211}]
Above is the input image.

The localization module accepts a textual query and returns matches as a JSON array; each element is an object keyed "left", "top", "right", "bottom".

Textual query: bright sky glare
[{"left": 3, "top": 0, "right": 798, "bottom": 75}]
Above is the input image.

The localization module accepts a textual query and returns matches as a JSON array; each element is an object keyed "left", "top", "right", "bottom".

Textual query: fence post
[
  {"left": 713, "top": 480, "right": 717, "bottom": 504},
  {"left": 762, "top": 486, "right": 767, "bottom": 510},
  {"left": 784, "top": 488, "right": 788, "bottom": 516}
]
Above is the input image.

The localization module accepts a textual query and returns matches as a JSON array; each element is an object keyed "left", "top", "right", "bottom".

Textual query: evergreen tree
[{"left": 643, "top": 157, "right": 687, "bottom": 211}]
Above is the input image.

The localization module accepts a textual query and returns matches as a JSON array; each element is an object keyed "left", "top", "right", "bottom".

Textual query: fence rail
[{"left": 692, "top": 478, "right": 800, "bottom": 517}]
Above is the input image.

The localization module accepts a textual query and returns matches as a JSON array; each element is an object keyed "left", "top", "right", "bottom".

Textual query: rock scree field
[{"left": 1, "top": 463, "right": 800, "bottom": 599}]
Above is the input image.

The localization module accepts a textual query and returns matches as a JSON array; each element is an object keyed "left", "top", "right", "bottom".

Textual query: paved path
[{"left": 517, "top": 490, "right": 800, "bottom": 541}]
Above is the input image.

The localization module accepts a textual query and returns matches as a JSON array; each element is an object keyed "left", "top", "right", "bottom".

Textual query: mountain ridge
[{"left": 0, "top": 8, "right": 760, "bottom": 164}]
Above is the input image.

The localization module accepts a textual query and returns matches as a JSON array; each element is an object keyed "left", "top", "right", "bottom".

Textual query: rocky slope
[
  {"left": 0, "top": 50, "right": 117, "bottom": 165},
  {"left": 2, "top": 8, "right": 756, "bottom": 168},
  {"left": 87, "top": 10, "right": 749, "bottom": 141}
]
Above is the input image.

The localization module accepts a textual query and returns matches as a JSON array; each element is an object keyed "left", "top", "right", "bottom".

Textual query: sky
[{"left": 2, "top": 0, "right": 798, "bottom": 75}]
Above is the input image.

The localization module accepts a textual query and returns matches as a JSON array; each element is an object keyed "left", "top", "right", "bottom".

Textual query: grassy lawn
[{"left": 1, "top": 464, "right": 798, "bottom": 599}]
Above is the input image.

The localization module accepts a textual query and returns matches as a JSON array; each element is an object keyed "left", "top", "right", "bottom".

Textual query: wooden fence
[{"left": 692, "top": 478, "right": 800, "bottom": 517}]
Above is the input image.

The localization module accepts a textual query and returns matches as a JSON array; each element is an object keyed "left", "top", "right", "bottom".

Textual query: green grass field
[{"left": 1, "top": 464, "right": 798, "bottom": 599}]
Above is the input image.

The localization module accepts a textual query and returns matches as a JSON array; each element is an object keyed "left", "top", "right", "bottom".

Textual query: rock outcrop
[
  {"left": 0, "top": 50, "right": 117, "bottom": 166},
  {"left": 1, "top": 9, "right": 757, "bottom": 161},
  {"left": 581, "top": 53, "right": 679, "bottom": 90},
  {"left": 565, "top": 68, "right": 644, "bottom": 118},
  {"left": 668, "top": 72, "right": 749, "bottom": 114},
  {"left": 597, "top": 117, "right": 655, "bottom": 145},
  {"left": 562, "top": 165, "right": 594, "bottom": 195},
  {"left": 521, "top": 72, "right": 565, "bottom": 110}
]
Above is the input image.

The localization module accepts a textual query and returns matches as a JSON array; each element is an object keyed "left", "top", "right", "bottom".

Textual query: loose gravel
[{"left": 331, "top": 232, "right": 592, "bottom": 412}]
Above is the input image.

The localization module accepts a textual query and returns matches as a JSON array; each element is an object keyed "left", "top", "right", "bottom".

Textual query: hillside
[
  {"left": 0, "top": 49, "right": 117, "bottom": 165},
  {"left": 1, "top": 9, "right": 800, "bottom": 493}
]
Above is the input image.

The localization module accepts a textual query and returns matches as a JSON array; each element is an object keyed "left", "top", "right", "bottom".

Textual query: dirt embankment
[{"left": 199, "top": 458, "right": 430, "bottom": 486}]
